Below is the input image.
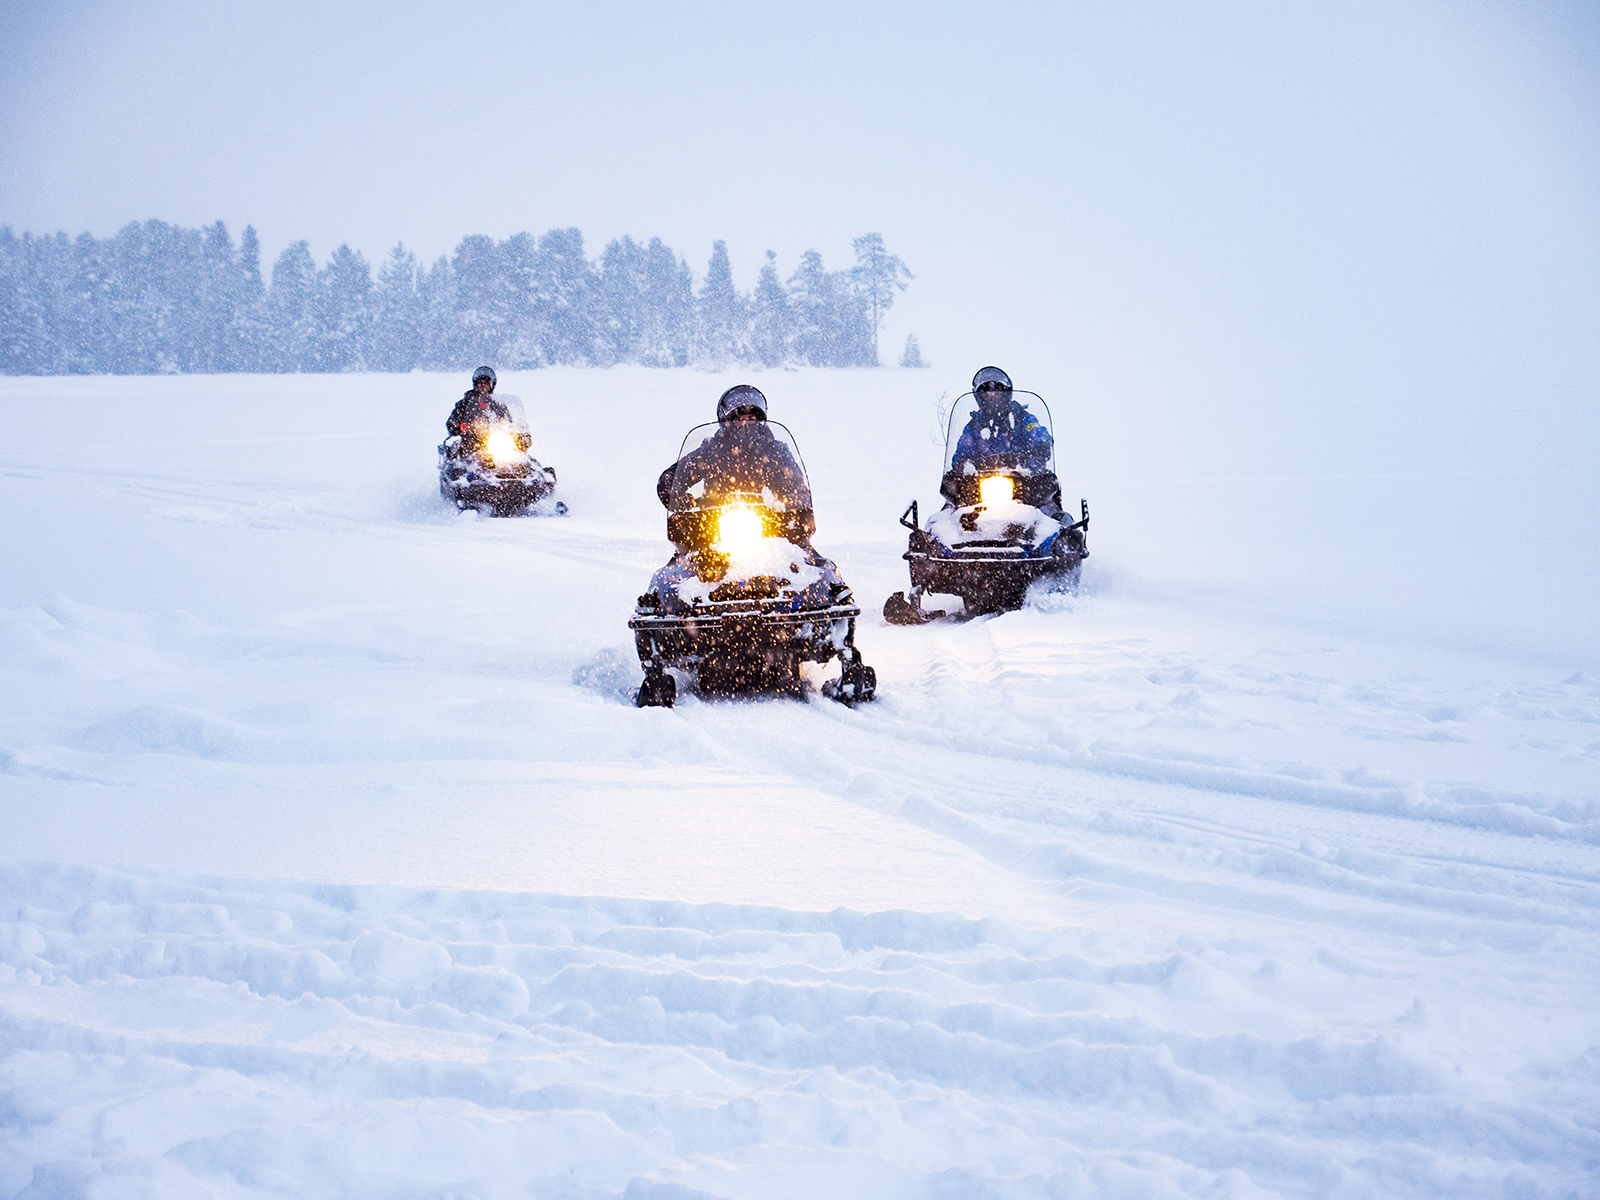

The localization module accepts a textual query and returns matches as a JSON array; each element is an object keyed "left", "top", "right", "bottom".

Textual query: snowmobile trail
[{"left": 2, "top": 370, "right": 1598, "bottom": 1198}]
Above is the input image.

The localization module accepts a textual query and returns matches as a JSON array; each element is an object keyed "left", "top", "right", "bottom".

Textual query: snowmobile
[
  {"left": 437, "top": 394, "right": 566, "bottom": 517},
  {"left": 629, "top": 419, "right": 876, "bottom": 708},
  {"left": 884, "top": 388, "right": 1089, "bottom": 622}
]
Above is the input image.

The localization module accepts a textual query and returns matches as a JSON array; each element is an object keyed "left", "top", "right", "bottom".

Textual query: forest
[{"left": 0, "top": 221, "right": 918, "bottom": 375}]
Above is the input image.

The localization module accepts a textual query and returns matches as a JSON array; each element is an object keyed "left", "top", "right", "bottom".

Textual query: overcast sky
[{"left": 2, "top": 0, "right": 1597, "bottom": 477}]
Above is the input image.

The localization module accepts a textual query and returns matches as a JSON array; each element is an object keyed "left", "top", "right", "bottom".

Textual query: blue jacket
[{"left": 952, "top": 401, "right": 1053, "bottom": 473}]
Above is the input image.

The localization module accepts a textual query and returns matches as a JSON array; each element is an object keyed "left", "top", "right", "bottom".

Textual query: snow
[
  {"left": 1, "top": 368, "right": 1598, "bottom": 1198},
  {"left": 926, "top": 497, "right": 1057, "bottom": 548},
  {"left": 669, "top": 537, "right": 822, "bottom": 607}
]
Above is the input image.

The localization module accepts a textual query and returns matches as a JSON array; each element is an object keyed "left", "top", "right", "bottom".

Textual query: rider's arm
[{"left": 1025, "top": 418, "right": 1054, "bottom": 468}]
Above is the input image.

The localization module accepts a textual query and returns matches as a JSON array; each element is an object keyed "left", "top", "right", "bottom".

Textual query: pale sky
[{"left": 2, "top": 1, "right": 1597, "bottom": 476}]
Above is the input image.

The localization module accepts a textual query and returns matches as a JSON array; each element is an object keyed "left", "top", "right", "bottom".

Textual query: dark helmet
[
  {"left": 472, "top": 365, "right": 497, "bottom": 389},
  {"left": 716, "top": 383, "right": 768, "bottom": 424},
  {"left": 972, "top": 365, "right": 1013, "bottom": 418}
]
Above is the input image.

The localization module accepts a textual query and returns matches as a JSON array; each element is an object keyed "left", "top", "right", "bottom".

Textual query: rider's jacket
[
  {"left": 446, "top": 390, "right": 512, "bottom": 439},
  {"left": 656, "top": 420, "right": 811, "bottom": 513},
  {"left": 952, "top": 400, "right": 1053, "bottom": 474}
]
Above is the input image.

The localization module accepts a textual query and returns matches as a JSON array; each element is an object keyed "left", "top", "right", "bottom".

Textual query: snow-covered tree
[
  {"left": 450, "top": 234, "right": 513, "bottom": 368},
  {"left": 596, "top": 236, "right": 647, "bottom": 366},
  {"left": 266, "top": 241, "right": 319, "bottom": 372},
  {"left": 371, "top": 244, "right": 422, "bottom": 372},
  {"left": 695, "top": 240, "right": 748, "bottom": 368},
  {"left": 232, "top": 226, "right": 267, "bottom": 371},
  {"left": 788, "top": 249, "right": 874, "bottom": 368},
  {"left": 637, "top": 237, "right": 693, "bottom": 368},
  {"left": 418, "top": 255, "right": 458, "bottom": 370},
  {"left": 533, "top": 227, "right": 599, "bottom": 366},
  {"left": 317, "top": 244, "right": 373, "bottom": 371},
  {"left": 850, "top": 233, "right": 913, "bottom": 365},
  {"left": 899, "top": 332, "right": 926, "bottom": 368},
  {"left": 751, "top": 250, "right": 793, "bottom": 368}
]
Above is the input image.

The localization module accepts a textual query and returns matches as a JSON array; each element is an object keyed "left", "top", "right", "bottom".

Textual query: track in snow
[{"left": 2, "top": 369, "right": 1597, "bottom": 1198}]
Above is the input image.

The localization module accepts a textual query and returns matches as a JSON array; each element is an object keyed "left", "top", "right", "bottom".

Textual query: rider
[
  {"left": 656, "top": 385, "right": 813, "bottom": 530},
  {"left": 950, "top": 366, "right": 1053, "bottom": 474},
  {"left": 446, "top": 365, "right": 511, "bottom": 447}
]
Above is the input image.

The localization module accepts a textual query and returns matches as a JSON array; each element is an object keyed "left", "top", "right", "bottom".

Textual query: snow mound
[{"left": 73, "top": 705, "right": 270, "bottom": 760}]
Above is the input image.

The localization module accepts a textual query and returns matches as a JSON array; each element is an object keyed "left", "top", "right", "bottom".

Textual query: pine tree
[
  {"left": 198, "top": 222, "right": 237, "bottom": 372},
  {"left": 418, "top": 255, "right": 458, "bottom": 369},
  {"left": 451, "top": 234, "right": 511, "bottom": 368},
  {"left": 371, "top": 244, "right": 422, "bottom": 372},
  {"left": 317, "top": 244, "right": 373, "bottom": 371},
  {"left": 638, "top": 237, "right": 692, "bottom": 367},
  {"left": 695, "top": 240, "right": 747, "bottom": 368},
  {"left": 850, "top": 233, "right": 913, "bottom": 366},
  {"left": 787, "top": 250, "right": 832, "bottom": 367},
  {"left": 63, "top": 230, "right": 103, "bottom": 373},
  {"left": 0, "top": 229, "right": 67, "bottom": 374},
  {"left": 596, "top": 236, "right": 646, "bottom": 366},
  {"left": 751, "top": 250, "right": 793, "bottom": 368},
  {"left": 534, "top": 227, "right": 599, "bottom": 366},
  {"left": 788, "top": 250, "right": 872, "bottom": 367},
  {"left": 266, "top": 241, "right": 319, "bottom": 371},
  {"left": 233, "top": 226, "right": 267, "bottom": 372},
  {"left": 899, "top": 332, "right": 926, "bottom": 368}
]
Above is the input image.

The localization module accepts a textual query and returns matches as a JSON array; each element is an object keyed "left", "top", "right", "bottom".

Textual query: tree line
[{"left": 0, "top": 220, "right": 919, "bottom": 376}]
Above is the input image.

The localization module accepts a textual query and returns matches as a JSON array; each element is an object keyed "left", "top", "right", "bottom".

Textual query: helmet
[
  {"left": 472, "top": 365, "right": 497, "bottom": 389},
  {"left": 716, "top": 383, "right": 768, "bottom": 424},
  {"left": 972, "top": 365, "right": 1012, "bottom": 391},
  {"left": 972, "top": 365, "right": 1012, "bottom": 418}
]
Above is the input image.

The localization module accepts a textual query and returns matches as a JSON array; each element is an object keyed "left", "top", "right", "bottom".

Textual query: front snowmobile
[
  {"left": 630, "top": 419, "right": 876, "bottom": 708},
  {"left": 438, "top": 394, "right": 566, "bottom": 517},
  {"left": 884, "top": 389, "right": 1089, "bottom": 622}
]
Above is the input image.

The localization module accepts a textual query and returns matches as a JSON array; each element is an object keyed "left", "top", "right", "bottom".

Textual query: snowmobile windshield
[
  {"left": 491, "top": 394, "right": 528, "bottom": 430},
  {"left": 666, "top": 420, "right": 812, "bottom": 513},
  {"left": 943, "top": 389, "right": 1056, "bottom": 479}
]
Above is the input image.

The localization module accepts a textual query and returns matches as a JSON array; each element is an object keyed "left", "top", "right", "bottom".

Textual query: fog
[{"left": 2, "top": 0, "right": 1597, "bottom": 648}]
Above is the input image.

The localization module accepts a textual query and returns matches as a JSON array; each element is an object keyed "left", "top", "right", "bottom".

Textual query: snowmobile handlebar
[
  {"left": 940, "top": 469, "right": 1061, "bottom": 510},
  {"left": 667, "top": 502, "right": 815, "bottom": 549}
]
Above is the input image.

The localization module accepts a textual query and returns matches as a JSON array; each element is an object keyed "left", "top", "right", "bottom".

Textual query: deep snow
[{"left": 1, "top": 368, "right": 1597, "bottom": 1198}]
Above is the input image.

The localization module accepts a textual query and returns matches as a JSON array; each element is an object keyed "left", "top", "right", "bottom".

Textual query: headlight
[
  {"left": 979, "top": 475, "right": 1015, "bottom": 505},
  {"left": 715, "top": 505, "right": 765, "bottom": 549},
  {"left": 485, "top": 430, "right": 517, "bottom": 461}
]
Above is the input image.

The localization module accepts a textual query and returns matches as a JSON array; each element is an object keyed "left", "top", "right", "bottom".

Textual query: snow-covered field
[{"left": 2, "top": 369, "right": 1597, "bottom": 1198}]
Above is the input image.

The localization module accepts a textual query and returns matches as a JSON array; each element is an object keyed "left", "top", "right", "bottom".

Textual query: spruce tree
[
  {"left": 233, "top": 226, "right": 267, "bottom": 372},
  {"left": 372, "top": 244, "right": 421, "bottom": 372},
  {"left": 534, "top": 227, "right": 599, "bottom": 366},
  {"left": 451, "top": 234, "right": 511, "bottom": 368},
  {"left": 899, "top": 332, "right": 925, "bottom": 368},
  {"left": 418, "top": 255, "right": 458, "bottom": 369},
  {"left": 695, "top": 240, "right": 746, "bottom": 368},
  {"left": 751, "top": 250, "right": 793, "bottom": 368},
  {"left": 787, "top": 250, "right": 827, "bottom": 366},
  {"left": 198, "top": 222, "right": 237, "bottom": 372},
  {"left": 638, "top": 237, "right": 692, "bottom": 367},
  {"left": 266, "top": 241, "right": 319, "bottom": 371},
  {"left": 318, "top": 244, "right": 373, "bottom": 371},
  {"left": 596, "top": 236, "right": 646, "bottom": 366}
]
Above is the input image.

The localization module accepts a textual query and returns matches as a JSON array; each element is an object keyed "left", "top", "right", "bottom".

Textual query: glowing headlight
[
  {"left": 485, "top": 430, "right": 518, "bottom": 461},
  {"left": 715, "top": 505, "right": 765, "bottom": 549},
  {"left": 979, "top": 475, "right": 1015, "bottom": 505}
]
